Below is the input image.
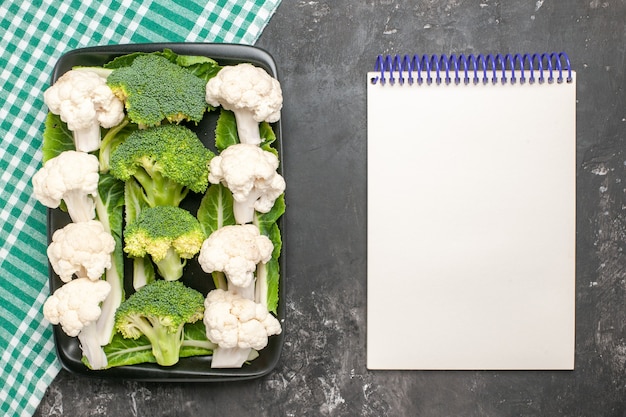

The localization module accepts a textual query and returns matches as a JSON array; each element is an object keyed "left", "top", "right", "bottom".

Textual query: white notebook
[{"left": 366, "top": 53, "right": 576, "bottom": 370}]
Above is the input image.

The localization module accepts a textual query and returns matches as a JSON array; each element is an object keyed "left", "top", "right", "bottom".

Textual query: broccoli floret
[
  {"left": 106, "top": 54, "right": 208, "bottom": 127},
  {"left": 114, "top": 280, "right": 205, "bottom": 366},
  {"left": 124, "top": 205, "right": 205, "bottom": 281},
  {"left": 109, "top": 124, "right": 213, "bottom": 207}
]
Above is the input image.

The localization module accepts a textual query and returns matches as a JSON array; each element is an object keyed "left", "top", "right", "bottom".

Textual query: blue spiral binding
[{"left": 371, "top": 52, "right": 573, "bottom": 86}]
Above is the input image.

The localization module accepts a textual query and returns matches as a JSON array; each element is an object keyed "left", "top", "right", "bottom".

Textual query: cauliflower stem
[
  {"left": 233, "top": 188, "right": 265, "bottom": 225},
  {"left": 93, "top": 174, "right": 125, "bottom": 346},
  {"left": 211, "top": 346, "right": 254, "bottom": 369},
  {"left": 78, "top": 322, "right": 108, "bottom": 370},
  {"left": 231, "top": 108, "right": 263, "bottom": 145}
]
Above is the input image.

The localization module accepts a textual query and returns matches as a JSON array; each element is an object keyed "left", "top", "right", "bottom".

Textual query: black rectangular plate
[{"left": 46, "top": 43, "right": 285, "bottom": 381}]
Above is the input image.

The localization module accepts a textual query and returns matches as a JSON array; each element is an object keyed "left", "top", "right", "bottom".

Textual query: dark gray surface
[{"left": 35, "top": 1, "right": 626, "bottom": 416}]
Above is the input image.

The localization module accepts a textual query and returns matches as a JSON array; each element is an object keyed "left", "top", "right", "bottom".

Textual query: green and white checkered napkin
[{"left": 0, "top": 1, "right": 280, "bottom": 415}]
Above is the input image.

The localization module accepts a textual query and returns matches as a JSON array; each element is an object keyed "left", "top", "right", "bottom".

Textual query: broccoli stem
[
  {"left": 132, "top": 167, "right": 188, "bottom": 207},
  {"left": 134, "top": 316, "right": 185, "bottom": 366},
  {"left": 154, "top": 247, "right": 185, "bottom": 281},
  {"left": 133, "top": 256, "right": 155, "bottom": 290},
  {"left": 99, "top": 118, "right": 129, "bottom": 173}
]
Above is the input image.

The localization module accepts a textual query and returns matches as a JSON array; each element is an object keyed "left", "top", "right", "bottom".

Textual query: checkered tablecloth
[{"left": 0, "top": 1, "right": 280, "bottom": 415}]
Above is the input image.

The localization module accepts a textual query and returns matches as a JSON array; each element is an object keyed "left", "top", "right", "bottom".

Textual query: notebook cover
[{"left": 366, "top": 65, "right": 576, "bottom": 370}]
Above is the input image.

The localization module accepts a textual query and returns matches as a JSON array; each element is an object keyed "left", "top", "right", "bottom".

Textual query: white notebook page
[{"left": 366, "top": 71, "right": 576, "bottom": 370}]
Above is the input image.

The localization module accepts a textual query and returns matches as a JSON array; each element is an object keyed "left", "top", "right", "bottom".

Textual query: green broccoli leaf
[
  {"left": 175, "top": 54, "right": 221, "bottom": 82},
  {"left": 180, "top": 321, "right": 215, "bottom": 357},
  {"left": 97, "top": 174, "right": 125, "bottom": 275},
  {"left": 103, "top": 52, "right": 147, "bottom": 69},
  {"left": 197, "top": 183, "right": 236, "bottom": 237},
  {"left": 42, "top": 112, "right": 75, "bottom": 163},
  {"left": 215, "top": 108, "right": 278, "bottom": 153},
  {"left": 214, "top": 109, "right": 239, "bottom": 151},
  {"left": 255, "top": 193, "right": 285, "bottom": 238},
  {"left": 85, "top": 320, "right": 213, "bottom": 369},
  {"left": 254, "top": 194, "right": 284, "bottom": 314},
  {"left": 260, "top": 121, "right": 278, "bottom": 155},
  {"left": 98, "top": 118, "right": 137, "bottom": 173},
  {"left": 264, "top": 256, "right": 280, "bottom": 314},
  {"left": 124, "top": 179, "right": 149, "bottom": 225},
  {"left": 197, "top": 183, "right": 236, "bottom": 291},
  {"left": 97, "top": 333, "right": 156, "bottom": 369}
]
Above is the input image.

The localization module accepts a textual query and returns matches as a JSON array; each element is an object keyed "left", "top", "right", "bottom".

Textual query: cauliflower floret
[
  {"left": 43, "top": 277, "right": 112, "bottom": 337},
  {"left": 32, "top": 150, "right": 100, "bottom": 222},
  {"left": 198, "top": 224, "right": 273, "bottom": 294},
  {"left": 203, "top": 288, "right": 281, "bottom": 368},
  {"left": 47, "top": 219, "right": 115, "bottom": 282},
  {"left": 208, "top": 143, "right": 285, "bottom": 224},
  {"left": 44, "top": 69, "right": 125, "bottom": 152},
  {"left": 43, "top": 277, "right": 112, "bottom": 369},
  {"left": 205, "top": 63, "right": 282, "bottom": 145}
]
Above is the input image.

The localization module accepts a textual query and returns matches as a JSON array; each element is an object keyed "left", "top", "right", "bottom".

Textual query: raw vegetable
[
  {"left": 106, "top": 54, "right": 209, "bottom": 127},
  {"left": 205, "top": 63, "right": 283, "bottom": 145},
  {"left": 208, "top": 143, "right": 285, "bottom": 224},
  {"left": 203, "top": 288, "right": 281, "bottom": 368},
  {"left": 43, "top": 277, "right": 112, "bottom": 369},
  {"left": 46, "top": 219, "right": 115, "bottom": 283},
  {"left": 103, "top": 48, "right": 221, "bottom": 83},
  {"left": 93, "top": 174, "right": 126, "bottom": 346},
  {"left": 124, "top": 205, "right": 205, "bottom": 282},
  {"left": 97, "top": 117, "right": 135, "bottom": 173},
  {"left": 38, "top": 49, "right": 285, "bottom": 371},
  {"left": 90, "top": 321, "right": 215, "bottom": 369},
  {"left": 109, "top": 124, "right": 214, "bottom": 208},
  {"left": 253, "top": 194, "right": 285, "bottom": 314},
  {"left": 114, "top": 280, "right": 205, "bottom": 366},
  {"left": 41, "top": 113, "right": 76, "bottom": 163},
  {"left": 198, "top": 224, "right": 273, "bottom": 299},
  {"left": 43, "top": 69, "right": 125, "bottom": 152},
  {"left": 214, "top": 108, "right": 278, "bottom": 154},
  {"left": 32, "top": 150, "right": 100, "bottom": 222}
]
